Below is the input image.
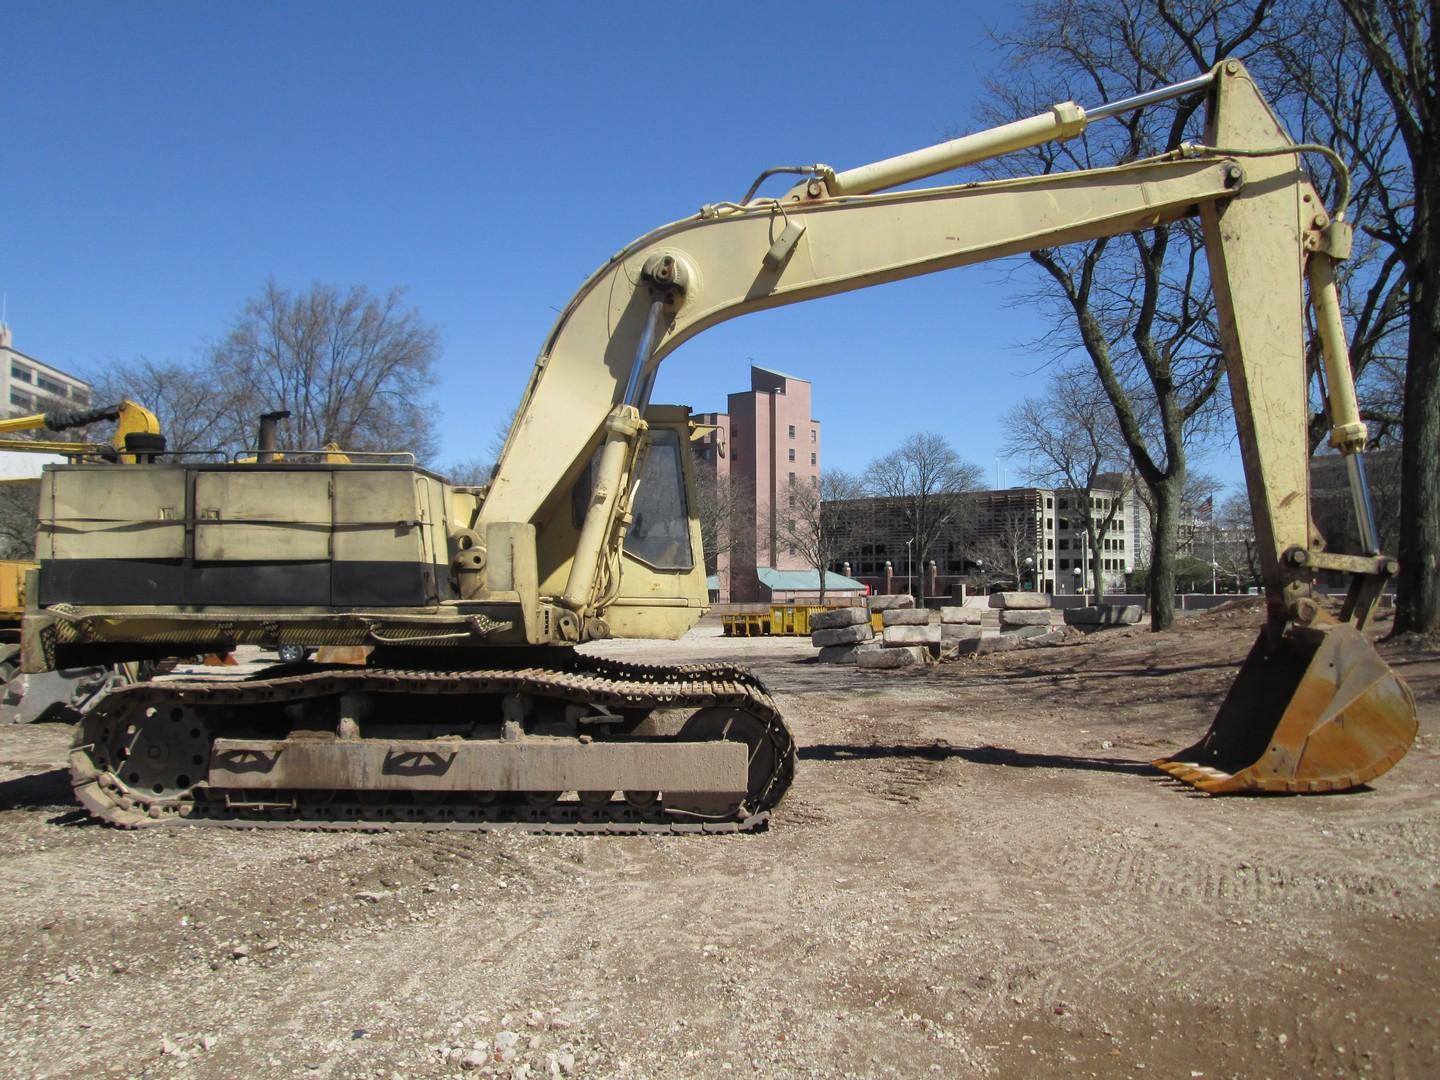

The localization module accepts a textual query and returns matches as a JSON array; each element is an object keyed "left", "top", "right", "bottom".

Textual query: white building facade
[{"left": 0, "top": 324, "right": 93, "bottom": 418}]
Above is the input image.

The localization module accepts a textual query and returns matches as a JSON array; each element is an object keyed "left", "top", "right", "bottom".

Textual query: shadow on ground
[
  {"left": 0, "top": 768, "right": 74, "bottom": 812},
  {"left": 800, "top": 741, "right": 1155, "bottom": 776}
]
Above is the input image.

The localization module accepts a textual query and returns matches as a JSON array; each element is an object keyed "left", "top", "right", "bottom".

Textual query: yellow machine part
[{"left": 1154, "top": 622, "right": 1416, "bottom": 794}]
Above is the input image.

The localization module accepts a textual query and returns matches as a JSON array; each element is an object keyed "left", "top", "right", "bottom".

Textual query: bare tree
[
  {"left": 778, "top": 468, "right": 865, "bottom": 603},
  {"left": 1331, "top": 0, "right": 1438, "bottom": 635},
  {"left": 0, "top": 481, "right": 40, "bottom": 559},
  {"left": 209, "top": 280, "right": 442, "bottom": 460},
  {"left": 90, "top": 357, "right": 243, "bottom": 453},
  {"left": 981, "top": 0, "right": 1277, "bottom": 628},
  {"left": 692, "top": 471, "right": 755, "bottom": 591},
  {"left": 438, "top": 412, "right": 514, "bottom": 488},
  {"left": 1002, "top": 370, "right": 1132, "bottom": 600},
  {"left": 1264, "top": 2, "right": 1412, "bottom": 453},
  {"left": 863, "top": 433, "right": 984, "bottom": 603},
  {"left": 969, "top": 502, "right": 1039, "bottom": 591},
  {"left": 1212, "top": 489, "right": 1262, "bottom": 589}
]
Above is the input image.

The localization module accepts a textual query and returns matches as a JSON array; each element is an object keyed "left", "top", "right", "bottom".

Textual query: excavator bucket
[{"left": 1154, "top": 623, "right": 1416, "bottom": 794}]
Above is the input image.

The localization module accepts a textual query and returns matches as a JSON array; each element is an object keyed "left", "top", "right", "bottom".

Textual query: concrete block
[
  {"left": 1003, "top": 624, "right": 1052, "bottom": 639},
  {"left": 942, "top": 623, "right": 982, "bottom": 642},
  {"left": 809, "top": 606, "right": 869, "bottom": 630},
  {"left": 817, "top": 644, "right": 859, "bottom": 664},
  {"left": 1019, "top": 629, "right": 1067, "bottom": 646},
  {"left": 988, "top": 591, "right": 1050, "bottom": 610},
  {"left": 999, "top": 609, "right": 1051, "bottom": 627},
  {"left": 867, "top": 594, "right": 915, "bottom": 612},
  {"left": 977, "top": 634, "right": 1023, "bottom": 654},
  {"left": 857, "top": 645, "right": 928, "bottom": 670},
  {"left": 811, "top": 624, "right": 873, "bottom": 647},
  {"left": 882, "top": 608, "right": 931, "bottom": 626},
  {"left": 939, "top": 606, "right": 982, "bottom": 624},
  {"left": 883, "top": 624, "right": 941, "bottom": 647},
  {"left": 1063, "top": 604, "right": 1144, "bottom": 626}
]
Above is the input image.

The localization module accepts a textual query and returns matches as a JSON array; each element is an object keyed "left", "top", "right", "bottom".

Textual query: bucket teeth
[{"left": 1152, "top": 758, "right": 1238, "bottom": 794}]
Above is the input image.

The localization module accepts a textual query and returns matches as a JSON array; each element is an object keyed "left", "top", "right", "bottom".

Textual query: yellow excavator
[{"left": 21, "top": 61, "right": 1415, "bottom": 828}]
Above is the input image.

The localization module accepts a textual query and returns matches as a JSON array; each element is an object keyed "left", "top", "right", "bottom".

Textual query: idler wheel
[{"left": 578, "top": 790, "right": 613, "bottom": 808}]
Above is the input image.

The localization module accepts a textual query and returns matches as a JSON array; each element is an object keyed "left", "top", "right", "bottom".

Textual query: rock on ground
[
  {"left": 939, "top": 606, "right": 982, "bottom": 624},
  {"left": 816, "top": 644, "right": 859, "bottom": 664}
]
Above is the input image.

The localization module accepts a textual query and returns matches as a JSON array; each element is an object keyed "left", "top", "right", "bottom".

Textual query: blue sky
[{"left": 5, "top": 1, "right": 1241, "bottom": 489}]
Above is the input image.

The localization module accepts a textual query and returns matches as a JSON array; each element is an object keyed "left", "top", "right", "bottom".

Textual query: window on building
[
  {"left": 1058, "top": 558, "right": 1070, "bottom": 570},
  {"left": 810, "top": 429, "right": 816, "bottom": 442},
  {"left": 10, "top": 390, "right": 32, "bottom": 410},
  {"left": 1118, "top": 539, "right": 1125, "bottom": 550},
  {"left": 1046, "top": 558, "right": 1053, "bottom": 570},
  {"left": 788, "top": 494, "right": 795, "bottom": 508},
  {"left": 36, "top": 375, "right": 68, "bottom": 397},
  {"left": 809, "top": 452, "right": 816, "bottom": 466},
  {"left": 1058, "top": 519, "right": 1069, "bottom": 531},
  {"left": 1045, "top": 538, "right": 1053, "bottom": 550},
  {"left": 70, "top": 388, "right": 90, "bottom": 405},
  {"left": 1059, "top": 538, "right": 1069, "bottom": 550},
  {"left": 1045, "top": 497, "right": 1053, "bottom": 509},
  {"left": 1058, "top": 499, "right": 1068, "bottom": 510},
  {"left": 1117, "top": 519, "right": 1124, "bottom": 530},
  {"left": 1045, "top": 518, "right": 1053, "bottom": 530},
  {"left": 788, "top": 448, "right": 795, "bottom": 462},
  {"left": 10, "top": 364, "right": 32, "bottom": 384},
  {"left": 788, "top": 471, "right": 795, "bottom": 484},
  {"left": 788, "top": 424, "right": 795, "bottom": 439}
]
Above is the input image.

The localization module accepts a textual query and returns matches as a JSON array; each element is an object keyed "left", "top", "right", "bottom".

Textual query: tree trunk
[
  {"left": 1148, "top": 478, "right": 1180, "bottom": 630},
  {"left": 817, "top": 569, "right": 827, "bottom": 606},
  {"left": 1394, "top": 143, "right": 1439, "bottom": 634}
]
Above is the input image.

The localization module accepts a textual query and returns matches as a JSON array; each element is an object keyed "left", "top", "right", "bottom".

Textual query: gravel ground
[{"left": 0, "top": 606, "right": 1436, "bottom": 1080}]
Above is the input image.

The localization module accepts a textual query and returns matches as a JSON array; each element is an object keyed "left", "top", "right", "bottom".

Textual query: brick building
[{"left": 693, "top": 365, "right": 861, "bottom": 603}]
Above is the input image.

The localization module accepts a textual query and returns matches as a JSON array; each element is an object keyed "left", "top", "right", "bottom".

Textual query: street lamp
[
  {"left": 1073, "top": 565, "right": 1083, "bottom": 597},
  {"left": 905, "top": 539, "right": 913, "bottom": 601},
  {"left": 1022, "top": 556, "right": 1034, "bottom": 591}
]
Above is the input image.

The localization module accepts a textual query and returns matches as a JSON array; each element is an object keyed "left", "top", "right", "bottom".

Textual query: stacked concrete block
[
  {"left": 867, "top": 594, "right": 916, "bottom": 612},
  {"left": 880, "top": 607, "right": 940, "bottom": 656},
  {"left": 809, "top": 607, "right": 873, "bottom": 663},
  {"left": 988, "top": 591, "right": 1048, "bottom": 610},
  {"left": 997, "top": 608, "right": 1050, "bottom": 628},
  {"left": 981, "top": 591, "right": 1060, "bottom": 645}
]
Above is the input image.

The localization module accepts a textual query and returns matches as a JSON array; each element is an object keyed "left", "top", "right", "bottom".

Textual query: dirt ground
[{"left": 1, "top": 606, "right": 1437, "bottom": 1080}]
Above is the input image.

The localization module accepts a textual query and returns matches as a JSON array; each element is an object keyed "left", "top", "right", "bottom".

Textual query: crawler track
[{"left": 69, "top": 653, "right": 795, "bottom": 833}]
